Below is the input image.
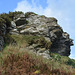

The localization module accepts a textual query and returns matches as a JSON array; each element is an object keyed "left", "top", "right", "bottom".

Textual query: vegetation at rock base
[
  {"left": 0, "top": 34, "right": 75, "bottom": 75},
  {"left": 66, "top": 58, "right": 75, "bottom": 68},
  {"left": 0, "top": 11, "right": 75, "bottom": 75},
  {"left": 50, "top": 53, "right": 75, "bottom": 68},
  {"left": 0, "top": 44, "right": 75, "bottom": 75},
  {"left": 5, "top": 34, "right": 52, "bottom": 49}
]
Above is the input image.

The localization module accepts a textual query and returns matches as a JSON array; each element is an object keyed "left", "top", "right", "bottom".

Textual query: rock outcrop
[
  {"left": 0, "top": 23, "right": 6, "bottom": 51},
  {"left": 0, "top": 12, "right": 73, "bottom": 57}
]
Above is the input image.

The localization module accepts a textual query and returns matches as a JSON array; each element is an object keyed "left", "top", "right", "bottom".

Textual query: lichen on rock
[{"left": 0, "top": 11, "right": 73, "bottom": 57}]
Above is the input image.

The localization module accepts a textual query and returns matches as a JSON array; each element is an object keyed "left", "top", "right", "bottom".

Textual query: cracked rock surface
[{"left": 0, "top": 12, "right": 73, "bottom": 56}]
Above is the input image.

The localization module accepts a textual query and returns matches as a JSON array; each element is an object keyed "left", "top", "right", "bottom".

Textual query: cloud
[
  {"left": 14, "top": 0, "right": 72, "bottom": 32},
  {"left": 14, "top": 0, "right": 61, "bottom": 16},
  {"left": 14, "top": 0, "right": 43, "bottom": 14},
  {"left": 14, "top": 0, "right": 75, "bottom": 59}
]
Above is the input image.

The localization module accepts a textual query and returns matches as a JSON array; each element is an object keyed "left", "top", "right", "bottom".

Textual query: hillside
[{"left": 0, "top": 11, "right": 75, "bottom": 75}]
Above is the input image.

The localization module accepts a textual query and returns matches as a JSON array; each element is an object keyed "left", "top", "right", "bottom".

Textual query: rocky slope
[{"left": 0, "top": 12, "right": 73, "bottom": 57}]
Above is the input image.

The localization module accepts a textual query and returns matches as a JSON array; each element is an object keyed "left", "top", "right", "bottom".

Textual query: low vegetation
[
  {"left": 0, "top": 13, "right": 11, "bottom": 27},
  {"left": 8, "top": 11, "right": 23, "bottom": 20},
  {"left": 0, "top": 34, "right": 75, "bottom": 75},
  {"left": 5, "top": 34, "right": 52, "bottom": 49},
  {"left": 50, "top": 53, "right": 75, "bottom": 68},
  {"left": 0, "top": 11, "right": 75, "bottom": 75},
  {"left": 0, "top": 44, "right": 75, "bottom": 75},
  {"left": 0, "top": 11, "right": 24, "bottom": 27}
]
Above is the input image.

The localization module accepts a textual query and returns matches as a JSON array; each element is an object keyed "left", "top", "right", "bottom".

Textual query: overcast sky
[{"left": 0, "top": 0, "right": 75, "bottom": 59}]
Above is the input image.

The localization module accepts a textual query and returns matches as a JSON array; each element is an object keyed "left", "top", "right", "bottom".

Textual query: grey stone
[
  {"left": 13, "top": 13, "right": 25, "bottom": 20},
  {"left": 0, "top": 12, "right": 73, "bottom": 57},
  {"left": 11, "top": 21, "right": 16, "bottom": 28}
]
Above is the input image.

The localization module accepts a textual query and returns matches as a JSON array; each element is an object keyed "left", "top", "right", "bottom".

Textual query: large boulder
[
  {"left": 8, "top": 12, "right": 74, "bottom": 56},
  {"left": 19, "top": 12, "right": 73, "bottom": 56}
]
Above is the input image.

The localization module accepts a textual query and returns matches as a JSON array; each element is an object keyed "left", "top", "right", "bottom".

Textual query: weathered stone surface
[
  {"left": 0, "top": 36, "right": 4, "bottom": 51},
  {"left": 10, "top": 12, "right": 73, "bottom": 56},
  {"left": 0, "top": 23, "right": 6, "bottom": 35},
  {"left": 13, "top": 13, "right": 25, "bottom": 20},
  {"left": 0, "top": 12, "right": 73, "bottom": 57},
  {"left": 11, "top": 21, "right": 16, "bottom": 28},
  {"left": 0, "top": 23, "right": 6, "bottom": 51},
  {"left": 27, "top": 44, "right": 51, "bottom": 59},
  {"left": 50, "top": 32, "right": 73, "bottom": 56}
]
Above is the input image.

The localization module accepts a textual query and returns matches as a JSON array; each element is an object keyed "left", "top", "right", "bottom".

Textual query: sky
[{"left": 0, "top": 0, "right": 75, "bottom": 59}]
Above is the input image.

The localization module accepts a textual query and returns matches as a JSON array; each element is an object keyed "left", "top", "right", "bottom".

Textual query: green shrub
[
  {"left": 0, "top": 50, "right": 72, "bottom": 75},
  {"left": 50, "top": 53, "right": 61, "bottom": 62},
  {"left": 66, "top": 58, "right": 75, "bottom": 68},
  {"left": 0, "top": 18, "right": 6, "bottom": 24},
  {"left": 0, "top": 13, "right": 11, "bottom": 27},
  {"left": 8, "top": 11, "right": 24, "bottom": 20},
  {"left": 0, "top": 11, "right": 24, "bottom": 27}
]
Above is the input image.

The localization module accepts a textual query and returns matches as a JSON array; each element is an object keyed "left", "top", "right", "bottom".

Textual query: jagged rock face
[
  {"left": 0, "top": 23, "right": 6, "bottom": 51},
  {"left": 0, "top": 24, "right": 6, "bottom": 35},
  {"left": 49, "top": 30, "right": 73, "bottom": 56},
  {"left": 0, "top": 12, "right": 73, "bottom": 56},
  {"left": 0, "top": 36, "right": 4, "bottom": 51},
  {"left": 10, "top": 12, "right": 73, "bottom": 56},
  {"left": 48, "top": 25, "right": 73, "bottom": 56}
]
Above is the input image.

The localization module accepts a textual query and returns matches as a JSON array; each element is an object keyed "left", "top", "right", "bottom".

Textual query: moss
[
  {"left": 66, "top": 58, "right": 75, "bottom": 68},
  {"left": 25, "top": 35, "right": 52, "bottom": 49},
  {"left": 49, "top": 17, "right": 57, "bottom": 22},
  {"left": 40, "top": 25, "right": 47, "bottom": 28},
  {"left": 25, "top": 26, "right": 30, "bottom": 29},
  {"left": 25, "top": 12, "right": 37, "bottom": 18},
  {"left": 40, "top": 15, "right": 45, "bottom": 18},
  {"left": 37, "top": 37, "right": 52, "bottom": 49},
  {"left": 4, "top": 34, "right": 17, "bottom": 45},
  {"left": 7, "top": 34, "right": 52, "bottom": 49},
  {"left": 25, "top": 20, "right": 29, "bottom": 24}
]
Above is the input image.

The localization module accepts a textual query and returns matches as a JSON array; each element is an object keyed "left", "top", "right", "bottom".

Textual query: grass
[
  {"left": 0, "top": 34, "right": 75, "bottom": 75},
  {"left": 0, "top": 45, "right": 75, "bottom": 75},
  {"left": 5, "top": 34, "right": 52, "bottom": 49},
  {"left": 0, "top": 11, "right": 24, "bottom": 27}
]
